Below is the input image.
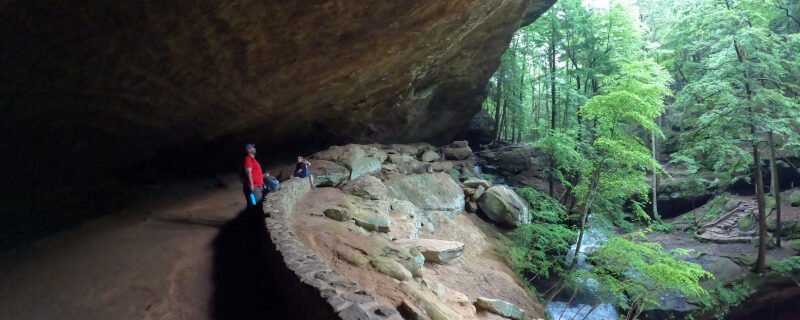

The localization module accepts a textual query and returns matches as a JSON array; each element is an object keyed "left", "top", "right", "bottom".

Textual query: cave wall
[{"left": 0, "top": 1, "right": 555, "bottom": 248}]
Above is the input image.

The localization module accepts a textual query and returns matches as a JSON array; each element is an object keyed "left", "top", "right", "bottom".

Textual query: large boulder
[
  {"left": 309, "top": 160, "right": 350, "bottom": 187},
  {"left": 341, "top": 175, "right": 387, "bottom": 200},
  {"left": 481, "top": 145, "right": 537, "bottom": 175},
  {"left": 394, "top": 238, "right": 465, "bottom": 264},
  {"left": 312, "top": 144, "right": 386, "bottom": 179},
  {"left": 790, "top": 190, "right": 800, "bottom": 207},
  {"left": 420, "top": 150, "right": 441, "bottom": 162},
  {"left": 386, "top": 173, "right": 465, "bottom": 212},
  {"left": 443, "top": 141, "right": 473, "bottom": 160},
  {"left": 477, "top": 186, "right": 530, "bottom": 227}
]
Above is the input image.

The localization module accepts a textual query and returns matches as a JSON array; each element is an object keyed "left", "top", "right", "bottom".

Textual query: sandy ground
[
  {"left": 290, "top": 187, "right": 545, "bottom": 319},
  {"left": 0, "top": 176, "right": 279, "bottom": 320}
]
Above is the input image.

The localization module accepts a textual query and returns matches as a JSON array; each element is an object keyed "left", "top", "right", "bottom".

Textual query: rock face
[
  {"left": 0, "top": 0, "right": 556, "bottom": 247},
  {"left": 478, "top": 186, "right": 530, "bottom": 227},
  {"left": 386, "top": 173, "right": 465, "bottom": 212}
]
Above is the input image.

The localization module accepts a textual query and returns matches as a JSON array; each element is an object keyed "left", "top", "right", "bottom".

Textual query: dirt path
[{"left": 0, "top": 178, "right": 280, "bottom": 320}]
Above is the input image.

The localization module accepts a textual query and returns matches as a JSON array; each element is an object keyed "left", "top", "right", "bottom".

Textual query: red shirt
[{"left": 243, "top": 155, "right": 264, "bottom": 187}]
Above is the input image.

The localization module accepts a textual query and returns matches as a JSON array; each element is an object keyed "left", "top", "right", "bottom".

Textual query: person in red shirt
[{"left": 242, "top": 143, "right": 264, "bottom": 208}]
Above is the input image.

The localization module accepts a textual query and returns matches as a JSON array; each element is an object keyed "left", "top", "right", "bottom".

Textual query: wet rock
[
  {"left": 342, "top": 175, "right": 388, "bottom": 200},
  {"left": 421, "top": 150, "right": 441, "bottom": 162},
  {"left": 386, "top": 173, "right": 465, "bottom": 213},
  {"left": 311, "top": 160, "right": 351, "bottom": 187},
  {"left": 371, "top": 257, "right": 413, "bottom": 281},
  {"left": 475, "top": 297, "right": 525, "bottom": 320},
  {"left": 478, "top": 186, "right": 530, "bottom": 227},
  {"left": 394, "top": 239, "right": 465, "bottom": 264}
]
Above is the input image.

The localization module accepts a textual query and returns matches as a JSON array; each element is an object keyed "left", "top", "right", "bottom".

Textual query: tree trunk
[
  {"left": 492, "top": 67, "right": 505, "bottom": 144},
  {"left": 769, "top": 131, "right": 782, "bottom": 247},
  {"left": 754, "top": 143, "right": 768, "bottom": 273},
  {"left": 498, "top": 100, "right": 508, "bottom": 142},
  {"left": 652, "top": 131, "right": 659, "bottom": 220}
]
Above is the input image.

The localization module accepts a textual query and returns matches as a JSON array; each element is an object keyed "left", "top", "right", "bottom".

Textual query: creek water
[{"left": 546, "top": 215, "right": 620, "bottom": 320}]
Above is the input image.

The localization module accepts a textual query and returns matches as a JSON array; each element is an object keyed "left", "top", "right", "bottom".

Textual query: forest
[{"left": 486, "top": 0, "right": 800, "bottom": 319}]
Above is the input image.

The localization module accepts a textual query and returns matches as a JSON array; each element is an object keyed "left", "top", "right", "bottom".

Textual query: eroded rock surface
[{"left": 0, "top": 0, "right": 555, "bottom": 246}]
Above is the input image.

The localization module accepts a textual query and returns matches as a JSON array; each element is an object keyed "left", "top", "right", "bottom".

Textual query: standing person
[
  {"left": 293, "top": 156, "right": 315, "bottom": 188},
  {"left": 242, "top": 144, "right": 265, "bottom": 208}
]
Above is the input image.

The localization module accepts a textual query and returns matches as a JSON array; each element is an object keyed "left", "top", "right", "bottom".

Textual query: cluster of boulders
[{"left": 292, "top": 142, "right": 529, "bottom": 320}]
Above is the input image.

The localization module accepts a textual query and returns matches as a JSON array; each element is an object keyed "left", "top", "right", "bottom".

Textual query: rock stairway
[{"left": 695, "top": 199, "right": 759, "bottom": 243}]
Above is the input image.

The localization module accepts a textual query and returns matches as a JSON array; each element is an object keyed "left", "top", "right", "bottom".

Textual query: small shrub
[
  {"left": 516, "top": 187, "right": 567, "bottom": 223},
  {"left": 702, "top": 283, "right": 754, "bottom": 319},
  {"left": 650, "top": 221, "right": 672, "bottom": 233}
]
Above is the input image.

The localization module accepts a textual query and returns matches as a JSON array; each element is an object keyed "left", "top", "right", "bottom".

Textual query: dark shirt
[{"left": 294, "top": 161, "right": 310, "bottom": 178}]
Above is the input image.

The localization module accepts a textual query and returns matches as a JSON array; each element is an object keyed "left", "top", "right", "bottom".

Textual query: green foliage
[
  {"left": 581, "top": 234, "right": 713, "bottom": 317},
  {"left": 649, "top": 221, "right": 672, "bottom": 233},
  {"left": 770, "top": 256, "right": 800, "bottom": 285},
  {"left": 510, "top": 187, "right": 576, "bottom": 281},
  {"left": 534, "top": 131, "right": 590, "bottom": 189},
  {"left": 703, "top": 283, "right": 755, "bottom": 319},
  {"left": 515, "top": 187, "right": 567, "bottom": 223},
  {"left": 510, "top": 223, "right": 576, "bottom": 281}
]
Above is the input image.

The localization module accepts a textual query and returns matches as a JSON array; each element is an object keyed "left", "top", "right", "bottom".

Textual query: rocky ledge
[{"left": 263, "top": 142, "right": 543, "bottom": 319}]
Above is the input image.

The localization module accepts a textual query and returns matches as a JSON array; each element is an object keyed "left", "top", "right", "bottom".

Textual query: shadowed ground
[{"left": 0, "top": 180, "right": 284, "bottom": 320}]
